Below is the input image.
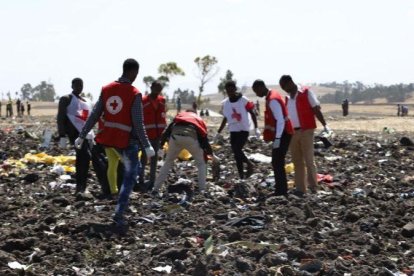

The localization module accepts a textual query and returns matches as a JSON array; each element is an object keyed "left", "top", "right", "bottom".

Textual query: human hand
[
  {"left": 255, "top": 128, "right": 261, "bottom": 139},
  {"left": 272, "top": 138, "right": 281, "bottom": 149},
  {"left": 145, "top": 146, "right": 155, "bottom": 158},
  {"left": 74, "top": 137, "right": 84, "bottom": 149}
]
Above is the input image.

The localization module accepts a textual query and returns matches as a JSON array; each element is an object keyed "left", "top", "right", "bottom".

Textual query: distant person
[
  {"left": 57, "top": 78, "right": 110, "bottom": 196},
  {"left": 152, "top": 110, "right": 218, "bottom": 194},
  {"left": 75, "top": 59, "right": 155, "bottom": 226},
  {"left": 217, "top": 80, "right": 259, "bottom": 179},
  {"left": 402, "top": 105, "right": 409, "bottom": 117},
  {"left": 205, "top": 108, "right": 210, "bottom": 117},
  {"left": 192, "top": 101, "right": 198, "bottom": 112},
  {"left": 397, "top": 104, "right": 401, "bottom": 117},
  {"left": 342, "top": 98, "right": 349, "bottom": 116},
  {"left": 20, "top": 103, "right": 25, "bottom": 116},
  {"left": 252, "top": 80, "right": 293, "bottom": 196},
  {"left": 279, "top": 75, "right": 330, "bottom": 195},
  {"left": 139, "top": 80, "right": 167, "bottom": 191},
  {"left": 176, "top": 97, "right": 182, "bottom": 113},
  {"left": 6, "top": 100, "right": 13, "bottom": 117},
  {"left": 27, "top": 101, "right": 31, "bottom": 116},
  {"left": 200, "top": 109, "right": 205, "bottom": 116},
  {"left": 16, "top": 98, "right": 21, "bottom": 117}
]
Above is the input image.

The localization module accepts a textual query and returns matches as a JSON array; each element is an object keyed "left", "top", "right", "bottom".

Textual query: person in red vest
[
  {"left": 152, "top": 110, "right": 218, "bottom": 195},
  {"left": 279, "top": 75, "right": 330, "bottom": 195},
  {"left": 252, "top": 80, "right": 293, "bottom": 196},
  {"left": 75, "top": 59, "right": 155, "bottom": 226},
  {"left": 138, "top": 81, "right": 167, "bottom": 191}
]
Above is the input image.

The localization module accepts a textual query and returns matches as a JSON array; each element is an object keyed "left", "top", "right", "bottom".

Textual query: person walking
[
  {"left": 252, "top": 80, "right": 293, "bottom": 196},
  {"left": 279, "top": 75, "right": 330, "bottom": 195},
  {"left": 138, "top": 80, "right": 168, "bottom": 191},
  {"left": 27, "top": 101, "right": 31, "bottom": 116},
  {"left": 152, "top": 110, "right": 217, "bottom": 194},
  {"left": 57, "top": 78, "right": 110, "bottom": 196},
  {"left": 75, "top": 59, "right": 155, "bottom": 226},
  {"left": 217, "top": 80, "right": 259, "bottom": 179}
]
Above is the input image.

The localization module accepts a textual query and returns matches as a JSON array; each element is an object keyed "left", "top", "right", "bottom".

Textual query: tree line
[{"left": 318, "top": 81, "right": 414, "bottom": 104}]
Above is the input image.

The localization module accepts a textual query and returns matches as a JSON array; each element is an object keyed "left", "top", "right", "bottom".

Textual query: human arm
[
  {"left": 269, "top": 99, "right": 285, "bottom": 139},
  {"left": 78, "top": 95, "right": 104, "bottom": 139},
  {"left": 217, "top": 117, "right": 227, "bottom": 134},
  {"left": 57, "top": 95, "right": 71, "bottom": 137},
  {"left": 131, "top": 93, "right": 150, "bottom": 148}
]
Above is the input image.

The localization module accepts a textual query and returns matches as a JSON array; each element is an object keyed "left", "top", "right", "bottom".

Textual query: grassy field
[{"left": 2, "top": 101, "right": 412, "bottom": 133}]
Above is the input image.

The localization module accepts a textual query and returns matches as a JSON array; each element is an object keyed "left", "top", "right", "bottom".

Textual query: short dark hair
[
  {"left": 279, "top": 75, "right": 293, "bottom": 86},
  {"left": 72, "top": 78, "right": 83, "bottom": 85},
  {"left": 225, "top": 80, "right": 236, "bottom": 89},
  {"left": 151, "top": 80, "right": 163, "bottom": 89},
  {"left": 123, "top": 58, "right": 139, "bottom": 73},
  {"left": 252, "top": 79, "right": 265, "bottom": 88}
]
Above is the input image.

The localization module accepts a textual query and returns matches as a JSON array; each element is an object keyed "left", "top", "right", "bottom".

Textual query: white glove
[
  {"left": 272, "top": 138, "right": 281, "bottom": 149},
  {"left": 324, "top": 125, "right": 331, "bottom": 132},
  {"left": 74, "top": 137, "right": 84, "bottom": 149},
  {"left": 59, "top": 137, "right": 68, "bottom": 149},
  {"left": 145, "top": 146, "right": 155, "bottom": 158},
  {"left": 255, "top": 128, "right": 261, "bottom": 139}
]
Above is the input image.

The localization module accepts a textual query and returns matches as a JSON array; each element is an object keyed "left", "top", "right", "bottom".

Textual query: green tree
[
  {"left": 143, "top": 76, "right": 155, "bottom": 93},
  {"left": 32, "top": 81, "right": 56, "bottom": 102},
  {"left": 20, "top": 83, "right": 33, "bottom": 100},
  {"left": 194, "top": 55, "right": 219, "bottom": 106},
  {"left": 218, "top": 70, "right": 235, "bottom": 97},
  {"left": 158, "top": 62, "right": 185, "bottom": 87}
]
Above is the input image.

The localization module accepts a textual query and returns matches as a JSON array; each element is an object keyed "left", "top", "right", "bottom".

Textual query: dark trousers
[
  {"left": 139, "top": 138, "right": 160, "bottom": 186},
  {"left": 75, "top": 141, "right": 110, "bottom": 194},
  {"left": 272, "top": 132, "right": 292, "bottom": 195},
  {"left": 230, "top": 131, "right": 250, "bottom": 179}
]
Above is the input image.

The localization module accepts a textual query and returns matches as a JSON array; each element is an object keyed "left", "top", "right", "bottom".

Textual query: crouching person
[{"left": 152, "top": 110, "right": 218, "bottom": 194}]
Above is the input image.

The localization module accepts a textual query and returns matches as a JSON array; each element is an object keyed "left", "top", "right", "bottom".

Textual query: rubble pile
[{"left": 0, "top": 119, "right": 413, "bottom": 275}]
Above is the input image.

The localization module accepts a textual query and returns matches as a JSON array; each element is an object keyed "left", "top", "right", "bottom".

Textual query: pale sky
[{"left": 1, "top": 0, "right": 413, "bottom": 100}]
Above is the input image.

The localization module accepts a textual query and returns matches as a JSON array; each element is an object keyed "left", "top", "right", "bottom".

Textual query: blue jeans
[{"left": 114, "top": 144, "right": 140, "bottom": 217}]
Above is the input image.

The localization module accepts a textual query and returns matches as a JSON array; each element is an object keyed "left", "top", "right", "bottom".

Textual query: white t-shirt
[
  {"left": 268, "top": 99, "right": 285, "bottom": 139},
  {"left": 286, "top": 87, "right": 319, "bottom": 128},
  {"left": 222, "top": 95, "right": 254, "bottom": 132}
]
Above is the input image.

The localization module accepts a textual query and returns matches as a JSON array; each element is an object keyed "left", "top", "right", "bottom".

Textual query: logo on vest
[{"left": 106, "top": 96, "right": 123, "bottom": 115}]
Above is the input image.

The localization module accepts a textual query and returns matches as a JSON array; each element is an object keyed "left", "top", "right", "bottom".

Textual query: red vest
[
  {"left": 264, "top": 89, "right": 293, "bottom": 142},
  {"left": 287, "top": 87, "right": 316, "bottom": 130},
  {"left": 142, "top": 95, "right": 167, "bottom": 140},
  {"left": 95, "top": 81, "right": 139, "bottom": 148},
  {"left": 173, "top": 111, "right": 207, "bottom": 137}
]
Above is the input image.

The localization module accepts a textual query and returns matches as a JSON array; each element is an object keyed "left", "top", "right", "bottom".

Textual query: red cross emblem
[{"left": 106, "top": 96, "right": 123, "bottom": 114}]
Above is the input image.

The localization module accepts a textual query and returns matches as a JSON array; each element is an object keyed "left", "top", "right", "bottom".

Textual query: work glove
[
  {"left": 58, "top": 137, "right": 68, "bottom": 149},
  {"left": 319, "top": 125, "right": 333, "bottom": 138},
  {"left": 74, "top": 137, "right": 84, "bottom": 149},
  {"left": 254, "top": 128, "right": 261, "bottom": 139},
  {"left": 145, "top": 146, "right": 155, "bottom": 158},
  {"left": 272, "top": 138, "right": 281, "bottom": 149}
]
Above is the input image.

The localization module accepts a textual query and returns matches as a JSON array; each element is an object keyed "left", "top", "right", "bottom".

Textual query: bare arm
[
  {"left": 313, "top": 106, "right": 327, "bottom": 126},
  {"left": 217, "top": 117, "right": 227, "bottom": 133}
]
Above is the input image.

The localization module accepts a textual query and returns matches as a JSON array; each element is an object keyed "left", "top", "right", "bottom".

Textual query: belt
[{"left": 294, "top": 127, "right": 301, "bottom": 131}]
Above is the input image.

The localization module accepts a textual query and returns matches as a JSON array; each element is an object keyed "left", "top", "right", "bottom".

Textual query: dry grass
[{"left": 2, "top": 101, "right": 412, "bottom": 134}]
